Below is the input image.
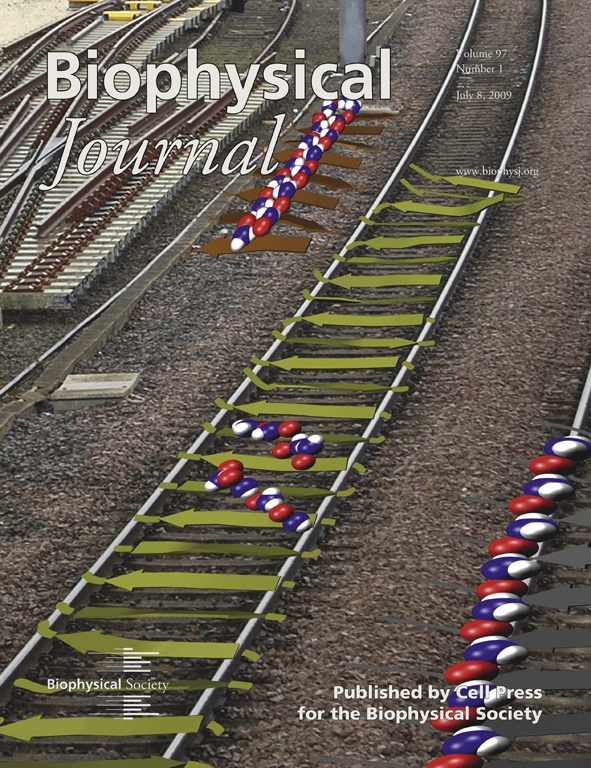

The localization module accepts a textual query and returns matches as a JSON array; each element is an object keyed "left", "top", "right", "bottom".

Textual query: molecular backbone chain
[
  {"left": 229, "top": 96, "right": 362, "bottom": 252},
  {"left": 204, "top": 418, "right": 323, "bottom": 532},
  {"left": 425, "top": 434, "right": 591, "bottom": 768}
]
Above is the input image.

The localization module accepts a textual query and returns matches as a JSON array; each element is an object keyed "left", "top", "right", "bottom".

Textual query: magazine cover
[{"left": 0, "top": 0, "right": 589, "bottom": 767}]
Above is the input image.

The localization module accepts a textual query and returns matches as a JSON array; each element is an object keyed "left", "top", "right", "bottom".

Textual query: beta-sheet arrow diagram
[
  {"left": 287, "top": 311, "right": 425, "bottom": 328},
  {"left": 45, "top": 627, "right": 243, "bottom": 660},
  {"left": 495, "top": 714, "right": 591, "bottom": 739},
  {"left": 497, "top": 668, "right": 591, "bottom": 690},
  {"left": 0, "top": 715, "right": 205, "bottom": 741},
  {"left": 512, "top": 627, "right": 591, "bottom": 651},
  {"left": 90, "top": 569, "right": 285, "bottom": 593},
  {"left": 562, "top": 509, "right": 591, "bottom": 527},
  {"left": 523, "top": 585, "right": 591, "bottom": 610},
  {"left": 260, "top": 355, "right": 400, "bottom": 371},
  {"left": 318, "top": 271, "right": 443, "bottom": 289},
  {"left": 538, "top": 543, "right": 591, "bottom": 567}
]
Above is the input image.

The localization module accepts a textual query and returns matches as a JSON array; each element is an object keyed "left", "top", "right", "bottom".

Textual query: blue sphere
[
  {"left": 472, "top": 596, "right": 530, "bottom": 622},
  {"left": 481, "top": 555, "right": 541, "bottom": 580},
  {"left": 264, "top": 207, "right": 280, "bottom": 225},
  {"left": 283, "top": 511, "right": 312, "bottom": 532},
  {"left": 544, "top": 436, "right": 591, "bottom": 460},
  {"left": 230, "top": 477, "right": 259, "bottom": 498},
  {"left": 506, "top": 514, "right": 558, "bottom": 542},
  {"left": 442, "top": 727, "right": 511, "bottom": 757},
  {"left": 523, "top": 474, "right": 575, "bottom": 500},
  {"left": 306, "top": 146, "right": 324, "bottom": 162},
  {"left": 279, "top": 181, "right": 297, "bottom": 198}
]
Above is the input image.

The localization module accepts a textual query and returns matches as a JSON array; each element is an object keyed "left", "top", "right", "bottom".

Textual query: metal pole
[{"left": 339, "top": 0, "right": 367, "bottom": 67}]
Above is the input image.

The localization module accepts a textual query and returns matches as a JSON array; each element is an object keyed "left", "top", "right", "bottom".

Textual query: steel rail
[
  {"left": 0, "top": 0, "right": 116, "bottom": 90},
  {"left": 571, "top": 354, "right": 591, "bottom": 437},
  {"left": 0, "top": 0, "right": 305, "bottom": 396}
]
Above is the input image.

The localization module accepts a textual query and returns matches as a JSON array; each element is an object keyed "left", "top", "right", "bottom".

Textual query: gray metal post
[{"left": 339, "top": 0, "right": 367, "bottom": 67}]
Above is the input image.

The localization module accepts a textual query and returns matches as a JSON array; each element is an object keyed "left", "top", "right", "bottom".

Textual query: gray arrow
[
  {"left": 492, "top": 761, "right": 591, "bottom": 768},
  {"left": 496, "top": 714, "right": 591, "bottom": 739},
  {"left": 538, "top": 544, "right": 591, "bottom": 568},
  {"left": 524, "top": 585, "right": 591, "bottom": 610},
  {"left": 512, "top": 627, "right": 591, "bottom": 651},
  {"left": 498, "top": 668, "right": 591, "bottom": 690},
  {"left": 562, "top": 509, "right": 591, "bottom": 527}
]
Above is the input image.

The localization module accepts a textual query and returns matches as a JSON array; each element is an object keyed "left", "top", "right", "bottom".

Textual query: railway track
[
  {"left": 3, "top": 0, "right": 588, "bottom": 767},
  {"left": 0, "top": 0, "right": 296, "bottom": 310}
]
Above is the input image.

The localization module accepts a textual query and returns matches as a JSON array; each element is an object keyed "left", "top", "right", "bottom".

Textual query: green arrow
[
  {"left": 285, "top": 312, "right": 424, "bottom": 328},
  {"left": 302, "top": 289, "right": 438, "bottom": 302},
  {"left": 39, "top": 623, "right": 247, "bottom": 660},
  {"left": 14, "top": 677, "right": 252, "bottom": 695},
  {"left": 346, "top": 235, "right": 463, "bottom": 250},
  {"left": 409, "top": 163, "right": 522, "bottom": 193},
  {"left": 344, "top": 256, "right": 455, "bottom": 266},
  {"left": 374, "top": 194, "right": 505, "bottom": 216},
  {"left": 244, "top": 366, "right": 402, "bottom": 393},
  {"left": 272, "top": 331, "right": 434, "bottom": 349},
  {"left": 400, "top": 176, "right": 487, "bottom": 200},
  {"left": 83, "top": 570, "right": 293, "bottom": 593},
  {"left": 0, "top": 759, "right": 187, "bottom": 768},
  {"left": 253, "top": 355, "right": 400, "bottom": 370},
  {"left": 359, "top": 215, "right": 478, "bottom": 228},
  {"left": 70, "top": 606, "right": 286, "bottom": 621},
  {"left": 181, "top": 448, "right": 365, "bottom": 473},
  {"left": 116, "top": 541, "right": 321, "bottom": 558},
  {"left": 0, "top": 715, "right": 207, "bottom": 741},
  {"left": 314, "top": 270, "right": 442, "bottom": 289},
  {"left": 135, "top": 509, "right": 335, "bottom": 528},
  {"left": 215, "top": 397, "right": 384, "bottom": 420}
]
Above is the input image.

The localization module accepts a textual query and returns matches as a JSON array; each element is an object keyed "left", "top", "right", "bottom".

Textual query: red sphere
[
  {"left": 304, "top": 159, "right": 318, "bottom": 173},
  {"left": 427, "top": 756, "right": 483, "bottom": 768},
  {"left": 318, "top": 136, "right": 333, "bottom": 151},
  {"left": 245, "top": 492, "right": 263, "bottom": 510},
  {"left": 274, "top": 196, "right": 291, "bottom": 214},
  {"left": 293, "top": 171, "right": 310, "bottom": 189},
  {"left": 291, "top": 453, "right": 316, "bottom": 470},
  {"left": 237, "top": 213, "right": 256, "bottom": 228},
  {"left": 508, "top": 494, "right": 557, "bottom": 516},
  {"left": 431, "top": 707, "right": 480, "bottom": 732},
  {"left": 332, "top": 116, "right": 346, "bottom": 133},
  {"left": 272, "top": 442, "right": 292, "bottom": 459},
  {"left": 278, "top": 420, "right": 302, "bottom": 437},
  {"left": 488, "top": 536, "right": 539, "bottom": 557},
  {"left": 341, "top": 109, "right": 355, "bottom": 123},
  {"left": 258, "top": 187, "right": 275, "bottom": 199},
  {"left": 291, "top": 148, "right": 306, "bottom": 159},
  {"left": 312, "top": 112, "right": 325, "bottom": 123},
  {"left": 253, "top": 216, "right": 272, "bottom": 237},
  {"left": 529, "top": 455, "right": 577, "bottom": 476},
  {"left": 269, "top": 503, "right": 295, "bottom": 522},
  {"left": 477, "top": 579, "right": 528, "bottom": 598},
  {"left": 217, "top": 468, "right": 243, "bottom": 487},
  {"left": 217, "top": 459, "right": 244, "bottom": 473},
  {"left": 460, "top": 619, "right": 513, "bottom": 641},
  {"left": 444, "top": 660, "right": 499, "bottom": 684},
  {"left": 275, "top": 168, "right": 292, "bottom": 178}
]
